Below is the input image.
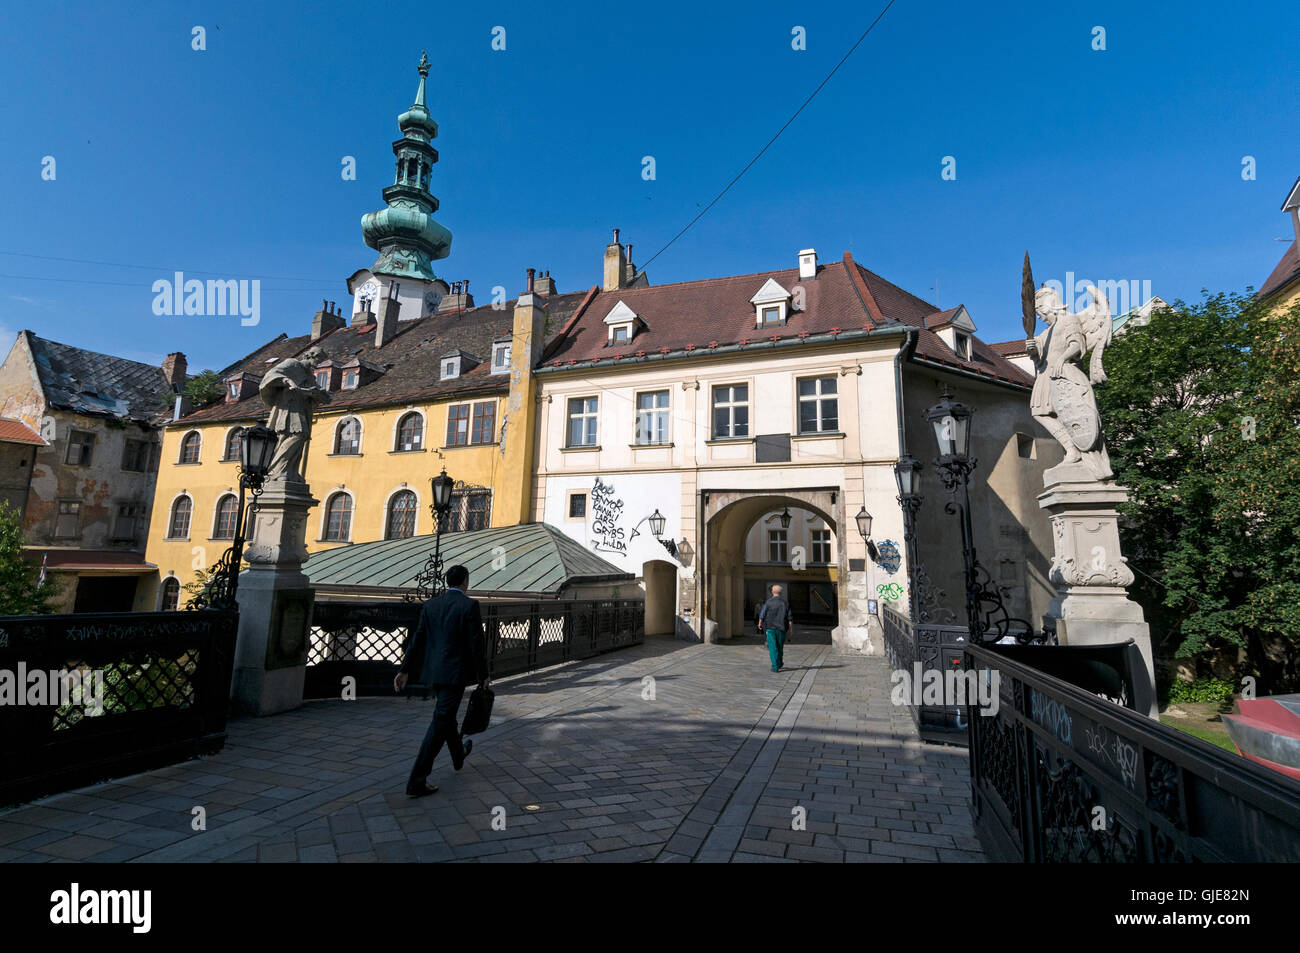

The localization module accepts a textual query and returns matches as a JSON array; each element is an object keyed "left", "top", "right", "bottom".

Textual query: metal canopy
[{"left": 302, "top": 522, "right": 634, "bottom": 598}]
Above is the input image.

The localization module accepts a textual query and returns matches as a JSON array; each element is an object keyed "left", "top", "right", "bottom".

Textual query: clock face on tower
[{"left": 359, "top": 279, "right": 380, "bottom": 309}]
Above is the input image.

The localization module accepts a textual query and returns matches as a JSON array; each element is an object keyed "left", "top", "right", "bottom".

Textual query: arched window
[
  {"left": 396, "top": 412, "right": 423, "bottom": 452},
  {"left": 179, "top": 431, "right": 201, "bottom": 464},
  {"left": 168, "top": 496, "right": 192, "bottom": 539},
  {"left": 224, "top": 428, "right": 243, "bottom": 462},
  {"left": 324, "top": 493, "right": 352, "bottom": 541},
  {"left": 161, "top": 577, "right": 181, "bottom": 611},
  {"left": 335, "top": 418, "right": 361, "bottom": 455},
  {"left": 387, "top": 490, "right": 417, "bottom": 539},
  {"left": 213, "top": 494, "right": 239, "bottom": 539}
]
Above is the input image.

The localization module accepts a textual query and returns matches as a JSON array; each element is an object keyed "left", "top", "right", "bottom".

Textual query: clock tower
[{"left": 351, "top": 51, "right": 452, "bottom": 321}]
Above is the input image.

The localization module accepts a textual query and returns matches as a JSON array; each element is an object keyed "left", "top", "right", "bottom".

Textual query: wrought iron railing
[
  {"left": 882, "top": 604, "right": 972, "bottom": 744},
  {"left": 304, "top": 598, "right": 646, "bottom": 699},
  {"left": 0, "top": 608, "right": 238, "bottom": 806},
  {"left": 965, "top": 641, "right": 1300, "bottom": 862}
]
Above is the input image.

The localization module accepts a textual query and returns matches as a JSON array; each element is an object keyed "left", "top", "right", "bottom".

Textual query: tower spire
[{"left": 359, "top": 51, "right": 452, "bottom": 283}]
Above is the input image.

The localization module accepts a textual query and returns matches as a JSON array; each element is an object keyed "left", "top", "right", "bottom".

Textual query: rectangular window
[
  {"left": 315, "top": 370, "right": 330, "bottom": 389},
  {"left": 955, "top": 334, "right": 970, "bottom": 359},
  {"left": 567, "top": 396, "right": 598, "bottom": 447},
  {"left": 568, "top": 493, "right": 587, "bottom": 519},
  {"left": 811, "top": 529, "right": 831, "bottom": 565},
  {"left": 465, "top": 491, "right": 490, "bottom": 531},
  {"left": 768, "top": 529, "right": 788, "bottom": 563},
  {"left": 445, "top": 490, "right": 493, "bottom": 533},
  {"left": 446, "top": 404, "right": 470, "bottom": 446},
  {"left": 471, "top": 402, "right": 496, "bottom": 444},
  {"left": 226, "top": 382, "right": 240, "bottom": 400},
  {"left": 66, "top": 430, "right": 95, "bottom": 466},
  {"left": 797, "top": 376, "right": 839, "bottom": 434},
  {"left": 55, "top": 500, "right": 80, "bottom": 538},
  {"left": 113, "top": 502, "right": 143, "bottom": 540},
  {"left": 635, "top": 390, "right": 669, "bottom": 445},
  {"left": 760, "top": 306, "right": 781, "bottom": 327},
  {"left": 342, "top": 370, "right": 359, "bottom": 389},
  {"left": 712, "top": 384, "right": 749, "bottom": 439},
  {"left": 492, "top": 342, "right": 511, "bottom": 373},
  {"left": 121, "top": 439, "right": 150, "bottom": 472},
  {"left": 611, "top": 326, "right": 629, "bottom": 344}
]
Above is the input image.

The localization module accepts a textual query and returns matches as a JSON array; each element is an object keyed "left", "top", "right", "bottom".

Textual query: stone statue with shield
[{"left": 1022, "top": 253, "right": 1158, "bottom": 716}]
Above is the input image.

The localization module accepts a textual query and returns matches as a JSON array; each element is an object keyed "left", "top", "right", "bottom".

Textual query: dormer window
[
  {"left": 315, "top": 370, "right": 330, "bottom": 389},
  {"left": 441, "top": 355, "right": 461, "bottom": 380},
  {"left": 603, "top": 300, "right": 641, "bottom": 346},
  {"left": 750, "top": 278, "right": 793, "bottom": 328},
  {"left": 342, "top": 369, "right": 359, "bottom": 390},
  {"left": 226, "top": 382, "right": 240, "bottom": 400},
  {"left": 954, "top": 333, "right": 970, "bottom": 360},
  {"left": 491, "top": 341, "right": 511, "bottom": 374}
]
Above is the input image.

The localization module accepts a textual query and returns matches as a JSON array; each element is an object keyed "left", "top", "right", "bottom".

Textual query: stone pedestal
[
  {"left": 1038, "top": 480, "right": 1158, "bottom": 718},
  {"left": 832, "top": 570, "right": 881, "bottom": 655},
  {"left": 231, "top": 480, "right": 319, "bottom": 716}
]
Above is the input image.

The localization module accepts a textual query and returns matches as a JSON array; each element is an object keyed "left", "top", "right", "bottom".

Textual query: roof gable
[{"left": 749, "top": 278, "right": 792, "bottom": 305}]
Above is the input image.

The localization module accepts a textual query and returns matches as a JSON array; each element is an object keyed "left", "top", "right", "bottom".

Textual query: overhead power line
[{"left": 639, "top": 0, "right": 900, "bottom": 271}]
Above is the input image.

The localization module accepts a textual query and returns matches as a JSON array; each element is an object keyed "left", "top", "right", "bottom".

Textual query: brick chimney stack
[
  {"left": 161, "top": 352, "right": 187, "bottom": 391},
  {"left": 603, "top": 228, "right": 628, "bottom": 292},
  {"left": 312, "top": 299, "right": 346, "bottom": 340}
]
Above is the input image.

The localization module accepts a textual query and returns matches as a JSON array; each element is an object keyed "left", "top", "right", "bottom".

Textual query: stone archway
[{"left": 700, "top": 488, "right": 844, "bottom": 643}]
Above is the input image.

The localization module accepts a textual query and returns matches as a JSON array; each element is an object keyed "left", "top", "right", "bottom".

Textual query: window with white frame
[
  {"left": 712, "top": 384, "right": 749, "bottom": 439},
  {"left": 323, "top": 493, "right": 352, "bottom": 541},
  {"left": 610, "top": 325, "right": 630, "bottom": 344},
  {"left": 810, "top": 529, "right": 831, "bottom": 564},
  {"left": 635, "top": 390, "right": 669, "bottom": 445},
  {"left": 167, "top": 496, "right": 192, "bottom": 539},
  {"left": 212, "top": 495, "right": 239, "bottom": 539},
  {"left": 334, "top": 417, "right": 361, "bottom": 455},
  {"left": 342, "top": 369, "right": 359, "bottom": 389},
  {"left": 797, "top": 376, "right": 839, "bottom": 434},
  {"left": 396, "top": 412, "right": 424, "bottom": 451},
  {"left": 768, "top": 529, "right": 788, "bottom": 563},
  {"left": 441, "top": 355, "right": 461, "bottom": 380},
  {"left": 759, "top": 306, "right": 781, "bottom": 327},
  {"left": 491, "top": 341, "right": 511, "bottom": 374},
  {"left": 567, "top": 396, "right": 599, "bottom": 447}
]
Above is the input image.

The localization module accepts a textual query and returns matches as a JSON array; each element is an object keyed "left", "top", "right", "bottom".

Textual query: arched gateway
[{"left": 699, "top": 487, "right": 876, "bottom": 650}]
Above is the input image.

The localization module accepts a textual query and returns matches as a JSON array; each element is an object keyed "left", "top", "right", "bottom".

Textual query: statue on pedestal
[
  {"left": 261, "top": 346, "right": 331, "bottom": 484},
  {"left": 1025, "top": 284, "right": 1113, "bottom": 483}
]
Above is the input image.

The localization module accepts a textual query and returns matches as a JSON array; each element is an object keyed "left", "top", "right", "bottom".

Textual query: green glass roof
[{"left": 303, "top": 522, "right": 634, "bottom": 597}]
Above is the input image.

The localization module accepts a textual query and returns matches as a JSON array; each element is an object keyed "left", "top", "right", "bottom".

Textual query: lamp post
[
  {"left": 893, "top": 454, "right": 923, "bottom": 620},
  {"left": 855, "top": 506, "right": 879, "bottom": 563},
  {"left": 924, "top": 392, "right": 1035, "bottom": 644},
  {"left": 192, "top": 423, "right": 277, "bottom": 610},
  {"left": 409, "top": 468, "right": 456, "bottom": 602}
]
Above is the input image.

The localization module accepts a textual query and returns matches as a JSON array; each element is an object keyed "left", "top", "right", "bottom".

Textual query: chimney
[
  {"left": 603, "top": 228, "right": 628, "bottom": 291},
  {"left": 534, "top": 269, "right": 557, "bottom": 295},
  {"left": 161, "top": 352, "right": 187, "bottom": 390},
  {"left": 376, "top": 283, "right": 400, "bottom": 348},
  {"left": 798, "top": 248, "right": 818, "bottom": 280},
  {"left": 312, "top": 299, "right": 346, "bottom": 340},
  {"left": 437, "top": 280, "right": 474, "bottom": 313}
]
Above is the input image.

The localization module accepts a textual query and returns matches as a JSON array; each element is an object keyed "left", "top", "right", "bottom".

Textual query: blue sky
[{"left": 2, "top": 0, "right": 1297, "bottom": 372}]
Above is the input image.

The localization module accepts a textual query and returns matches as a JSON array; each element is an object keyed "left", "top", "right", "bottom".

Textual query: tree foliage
[
  {"left": 1097, "top": 291, "right": 1300, "bottom": 690},
  {"left": 182, "top": 370, "right": 224, "bottom": 409},
  {"left": 0, "top": 501, "right": 61, "bottom": 615}
]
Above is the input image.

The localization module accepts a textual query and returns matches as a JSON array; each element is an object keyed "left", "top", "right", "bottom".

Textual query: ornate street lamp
[
  {"left": 855, "top": 506, "right": 879, "bottom": 562},
  {"left": 893, "top": 454, "right": 924, "bottom": 620},
  {"left": 189, "top": 423, "right": 277, "bottom": 611},
  {"left": 648, "top": 509, "right": 666, "bottom": 538},
  {"left": 409, "top": 468, "right": 456, "bottom": 602},
  {"left": 778, "top": 507, "right": 792, "bottom": 530},
  {"left": 923, "top": 393, "right": 1036, "bottom": 644}
]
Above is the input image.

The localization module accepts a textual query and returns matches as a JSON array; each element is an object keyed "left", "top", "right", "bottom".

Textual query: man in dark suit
[{"left": 394, "top": 564, "right": 490, "bottom": 797}]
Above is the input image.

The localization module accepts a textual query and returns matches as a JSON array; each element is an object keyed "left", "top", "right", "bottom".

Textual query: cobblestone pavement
[{"left": 0, "top": 631, "right": 984, "bottom": 863}]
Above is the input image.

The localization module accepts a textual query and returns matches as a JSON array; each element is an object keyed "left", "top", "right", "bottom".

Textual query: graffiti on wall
[
  {"left": 589, "top": 477, "right": 628, "bottom": 556},
  {"left": 874, "top": 540, "right": 902, "bottom": 575},
  {"left": 876, "top": 582, "right": 905, "bottom": 602}
]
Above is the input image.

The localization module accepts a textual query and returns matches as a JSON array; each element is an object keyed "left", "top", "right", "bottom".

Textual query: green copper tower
[{"left": 361, "top": 51, "right": 452, "bottom": 282}]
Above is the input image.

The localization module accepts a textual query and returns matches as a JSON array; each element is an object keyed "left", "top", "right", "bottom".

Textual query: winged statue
[{"left": 1022, "top": 255, "right": 1114, "bottom": 483}]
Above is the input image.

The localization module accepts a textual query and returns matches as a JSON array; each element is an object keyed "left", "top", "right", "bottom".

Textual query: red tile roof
[
  {"left": 989, "top": 339, "right": 1029, "bottom": 357},
  {"left": 538, "top": 251, "right": 1033, "bottom": 388},
  {"left": 0, "top": 418, "right": 45, "bottom": 445},
  {"left": 1260, "top": 240, "right": 1300, "bottom": 299}
]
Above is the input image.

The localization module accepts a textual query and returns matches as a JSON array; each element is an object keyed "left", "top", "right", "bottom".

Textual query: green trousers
[{"left": 765, "top": 627, "right": 785, "bottom": 671}]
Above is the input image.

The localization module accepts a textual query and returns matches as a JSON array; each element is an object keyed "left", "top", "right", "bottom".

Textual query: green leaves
[
  {"left": 1098, "top": 292, "right": 1300, "bottom": 689},
  {"left": 0, "top": 501, "right": 61, "bottom": 616}
]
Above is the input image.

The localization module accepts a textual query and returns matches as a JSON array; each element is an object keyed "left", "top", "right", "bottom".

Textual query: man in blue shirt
[{"left": 757, "top": 584, "right": 793, "bottom": 673}]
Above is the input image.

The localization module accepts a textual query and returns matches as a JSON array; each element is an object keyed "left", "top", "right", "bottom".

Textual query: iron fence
[
  {"left": 305, "top": 598, "right": 645, "bottom": 699},
  {"left": 0, "top": 608, "right": 237, "bottom": 806},
  {"left": 881, "top": 604, "right": 972, "bottom": 744},
  {"left": 965, "top": 641, "right": 1300, "bottom": 862}
]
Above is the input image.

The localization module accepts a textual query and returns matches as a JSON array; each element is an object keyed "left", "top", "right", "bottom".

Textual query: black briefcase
[{"left": 461, "top": 684, "right": 495, "bottom": 736}]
